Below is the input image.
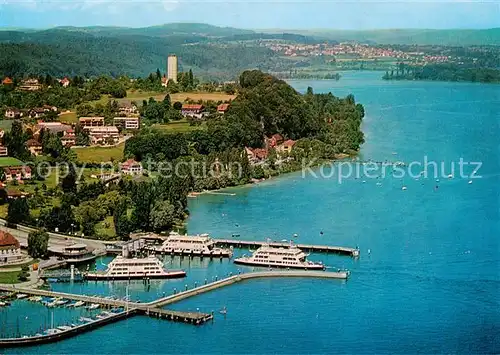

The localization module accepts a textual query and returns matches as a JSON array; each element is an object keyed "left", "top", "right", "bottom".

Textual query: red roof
[
  {"left": 0, "top": 231, "right": 20, "bottom": 248},
  {"left": 217, "top": 103, "right": 230, "bottom": 112},
  {"left": 253, "top": 148, "right": 268, "bottom": 160},
  {"left": 182, "top": 104, "right": 204, "bottom": 111},
  {"left": 2, "top": 77, "right": 13, "bottom": 85},
  {"left": 121, "top": 159, "right": 141, "bottom": 169},
  {"left": 282, "top": 139, "right": 296, "bottom": 147}
]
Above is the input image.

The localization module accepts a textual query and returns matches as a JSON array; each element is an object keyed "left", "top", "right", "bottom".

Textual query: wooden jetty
[
  {"left": 0, "top": 270, "right": 345, "bottom": 347},
  {"left": 214, "top": 239, "right": 360, "bottom": 257}
]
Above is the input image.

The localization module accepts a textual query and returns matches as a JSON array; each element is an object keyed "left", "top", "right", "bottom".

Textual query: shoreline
[{"left": 188, "top": 152, "right": 356, "bottom": 197}]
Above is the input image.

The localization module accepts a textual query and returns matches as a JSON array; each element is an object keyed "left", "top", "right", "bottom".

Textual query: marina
[{"left": 0, "top": 270, "right": 346, "bottom": 347}]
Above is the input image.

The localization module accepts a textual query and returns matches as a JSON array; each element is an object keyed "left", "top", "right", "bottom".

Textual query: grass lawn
[
  {"left": 0, "top": 204, "right": 7, "bottom": 219},
  {"left": 0, "top": 157, "right": 24, "bottom": 167},
  {"left": 152, "top": 119, "right": 204, "bottom": 133},
  {"left": 73, "top": 143, "right": 125, "bottom": 163},
  {"left": 95, "top": 216, "right": 116, "bottom": 240},
  {"left": 0, "top": 120, "right": 13, "bottom": 132},
  {"left": 0, "top": 271, "right": 21, "bottom": 284},
  {"left": 59, "top": 111, "right": 78, "bottom": 124}
]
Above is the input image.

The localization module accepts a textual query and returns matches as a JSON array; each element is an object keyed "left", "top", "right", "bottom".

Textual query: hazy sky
[{"left": 0, "top": 0, "right": 499, "bottom": 29}]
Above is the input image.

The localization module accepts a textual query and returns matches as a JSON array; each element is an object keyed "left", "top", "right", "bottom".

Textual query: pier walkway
[
  {"left": 0, "top": 270, "right": 346, "bottom": 347},
  {"left": 214, "top": 239, "right": 360, "bottom": 257}
]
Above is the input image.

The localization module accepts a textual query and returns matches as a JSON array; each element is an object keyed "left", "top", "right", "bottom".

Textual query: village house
[
  {"left": 79, "top": 116, "right": 105, "bottom": 129},
  {"left": 120, "top": 159, "right": 143, "bottom": 175},
  {"left": 181, "top": 104, "right": 206, "bottom": 119},
  {"left": 88, "top": 126, "right": 120, "bottom": 145},
  {"left": 61, "top": 129, "right": 76, "bottom": 147},
  {"left": 113, "top": 116, "right": 140, "bottom": 130},
  {"left": 59, "top": 77, "right": 70, "bottom": 87},
  {"left": 29, "top": 107, "right": 46, "bottom": 119},
  {"left": 0, "top": 231, "right": 23, "bottom": 266},
  {"left": 0, "top": 145, "right": 8, "bottom": 157},
  {"left": 4, "top": 107, "right": 22, "bottom": 119},
  {"left": 19, "top": 78, "right": 42, "bottom": 91},
  {"left": 29, "top": 105, "right": 57, "bottom": 119},
  {"left": 161, "top": 76, "right": 169, "bottom": 87},
  {"left": 118, "top": 102, "right": 138, "bottom": 115},
  {"left": 275, "top": 139, "right": 296, "bottom": 155},
  {"left": 2, "top": 77, "right": 13, "bottom": 86},
  {"left": 3, "top": 165, "right": 32, "bottom": 181},
  {"left": 266, "top": 133, "right": 284, "bottom": 149},
  {"left": 245, "top": 147, "right": 268, "bottom": 165},
  {"left": 0, "top": 129, "right": 4, "bottom": 139},
  {"left": 27, "top": 139, "right": 43, "bottom": 156},
  {"left": 217, "top": 103, "right": 230, "bottom": 114}
]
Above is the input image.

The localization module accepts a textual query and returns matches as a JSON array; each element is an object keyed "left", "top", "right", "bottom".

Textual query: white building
[
  {"left": 0, "top": 231, "right": 23, "bottom": 265},
  {"left": 88, "top": 126, "right": 120, "bottom": 145},
  {"left": 113, "top": 117, "right": 140, "bottom": 130}
]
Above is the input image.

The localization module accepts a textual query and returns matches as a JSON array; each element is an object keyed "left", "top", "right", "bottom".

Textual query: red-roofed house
[
  {"left": 0, "top": 230, "right": 23, "bottom": 265},
  {"left": 3, "top": 166, "right": 31, "bottom": 181},
  {"left": 245, "top": 147, "right": 268, "bottom": 164},
  {"left": 59, "top": 77, "right": 70, "bottom": 87},
  {"left": 181, "top": 104, "right": 206, "bottom": 119},
  {"left": 276, "top": 139, "right": 296, "bottom": 155},
  {"left": 265, "top": 134, "right": 284, "bottom": 148},
  {"left": 217, "top": 103, "right": 230, "bottom": 114},
  {"left": 2, "top": 77, "right": 13, "bottom": 85},
  {"left": 120, "top": 159, "right": 143, "bottom": 175}
]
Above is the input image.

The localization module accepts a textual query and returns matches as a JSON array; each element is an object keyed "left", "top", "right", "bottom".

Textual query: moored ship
[
  {"left": 150, "top": 232, "right": 232, "bottom": 258},
  {"left": 85, "top": 256, "right": 186, "bottom": 280},
  {"left": 234, "top": 244, "right": 327, "bottom": 271}
]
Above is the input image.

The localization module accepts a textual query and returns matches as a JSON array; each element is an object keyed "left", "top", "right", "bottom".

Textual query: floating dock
[{"left": 214, "top": 239, "right": 360, "bottom": 257}]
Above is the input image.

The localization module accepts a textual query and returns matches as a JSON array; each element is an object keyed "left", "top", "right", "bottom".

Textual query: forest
[{"left": 382, "top": 63, "right": 500, "bottom": 83}]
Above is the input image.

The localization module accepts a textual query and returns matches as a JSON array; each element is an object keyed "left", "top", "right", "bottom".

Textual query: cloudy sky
[{"left": 0, "top": 0, "right": 498, "bottom": 29}]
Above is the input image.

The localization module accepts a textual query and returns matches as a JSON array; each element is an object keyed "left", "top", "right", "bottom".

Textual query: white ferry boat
[
  {"left": 234, "top": 244, "right": 326, "bottom": 270},
  {"left": 152, "top": 232, "right": 232, "bottom": 258},
  {"left": 85, "top": 256, "right": 186, "bottom": 280}
]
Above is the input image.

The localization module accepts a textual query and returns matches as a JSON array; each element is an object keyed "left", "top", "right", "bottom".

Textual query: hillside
[
  {"left": 0, "top": 28, "right": 278, "bottom": 79},
  {"left": 261, "top": 28, "right": 500, "bottom": 46}
]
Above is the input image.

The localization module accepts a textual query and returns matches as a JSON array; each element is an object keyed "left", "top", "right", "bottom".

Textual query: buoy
[{"left": 320, "top": 231, "right": 324, "bottom": 235}]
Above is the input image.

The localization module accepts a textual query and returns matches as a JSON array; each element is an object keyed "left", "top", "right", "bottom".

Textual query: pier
[
  {"left": 0, "top": 270, "right": 346, "bottom": 347},
  {"left": 214, "top": 239, "right": 360, "bottom": 257}
]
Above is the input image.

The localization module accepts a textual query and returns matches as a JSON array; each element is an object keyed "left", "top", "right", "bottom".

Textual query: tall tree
[
  {"left": 7, "top": 198, "right": 30, "bottom": 224},
  {"left": 27, "top": 229, "right": 49, "bottom": 258}
]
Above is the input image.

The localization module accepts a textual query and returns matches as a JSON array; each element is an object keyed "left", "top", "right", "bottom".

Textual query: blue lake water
[{"left": 3, "top": 72, "right": 499, "bottom": 353}]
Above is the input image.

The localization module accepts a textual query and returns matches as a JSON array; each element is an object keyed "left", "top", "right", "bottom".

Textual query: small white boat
[
  {"left": 57, "top": 325, "right": 72, "bottom": 331},
  {"left": 0, "top": 301, "right": 8, "bottom": 307},
  {"left": 73, "top": 301, "right": 85, "bottom": 308},
  {"left": 79, "top": 317, "right": 94, "bottom": 323},
  {"left": 447, "top": 174, "right": 453, "bottom": 179},
  {"left": 87, "top": 303, "right": 100, "bottom": 310},
  {"left": 402, "top": 186, "right": 407, "bottom": 190},
  {"left": 54, "top": 299, "right": 69, "bottom": 306},
  {"left": 16, "top": 293, "right": 28, "bottom": 299},
  {"left": 45, "top": 328, "right": 62, "bottom": 335},
  {"left": 28, "top": 296, "right": 43, "bottom": 302},
  {"left": 468, "top": 180, "right": 473, "bottom": 184}
]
